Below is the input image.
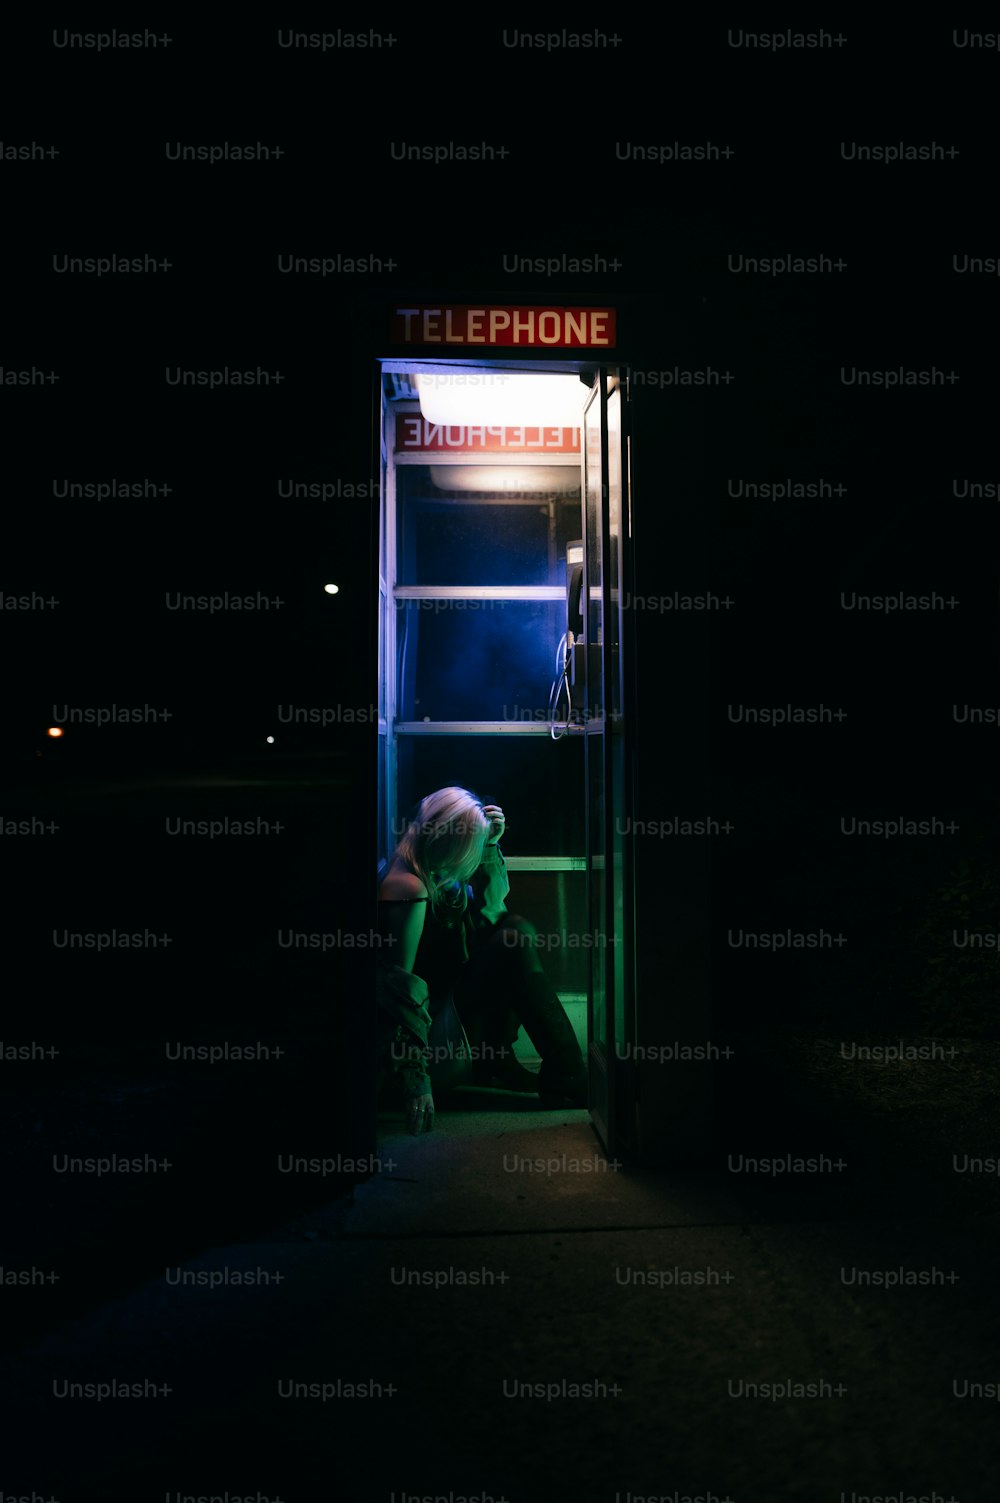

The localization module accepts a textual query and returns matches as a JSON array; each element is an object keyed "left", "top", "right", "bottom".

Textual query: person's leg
[
  {"left": 453, "top": 932, "right": 537, "bottom": 1089},
  {"left": 456, "top": 915, "right": 587, "bottom": 1103}
]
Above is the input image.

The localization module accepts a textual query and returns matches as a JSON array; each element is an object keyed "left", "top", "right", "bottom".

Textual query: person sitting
[{"left": 375, "top": 785, "right": 587, "bottom": 1135}]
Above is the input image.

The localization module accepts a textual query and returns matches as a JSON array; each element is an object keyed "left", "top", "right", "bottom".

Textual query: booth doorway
[{"left": 375, "top": 358, "right": 634, "bottom": 1154}]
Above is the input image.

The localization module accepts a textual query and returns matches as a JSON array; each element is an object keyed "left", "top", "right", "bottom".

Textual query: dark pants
[
  {"left": 450, "top": 913, "right": 573, "bottom": 1071},
  {"left": 380, "top": 914, "right": 582, "bottom": 1103}
]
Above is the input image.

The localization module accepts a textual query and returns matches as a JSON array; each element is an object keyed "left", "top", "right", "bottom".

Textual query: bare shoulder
[{"left": 379, "top": 866, "right": 428, "bottom": 901}]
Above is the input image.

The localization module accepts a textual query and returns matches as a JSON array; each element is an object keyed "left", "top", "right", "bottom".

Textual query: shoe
[
  {"left": 537, "top": 1059, "right": 588, "bottom": 1108},
  {"left": 472, "top": 1050, "right": 539, "bottom": 1092},
  {"left": 516, "top": 973, "right": 587, "bottom": 1104}
]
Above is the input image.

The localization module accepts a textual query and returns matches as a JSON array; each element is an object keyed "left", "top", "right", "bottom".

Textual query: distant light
[
  {"left": 266, "top": 736, "right": 275, "bottom": 744},
  {"left": 416, "top": 371, "right": 583, "bottom": 426},
  {"left": 47, "top": 727, "right": 64, "bottom": 738},
  {"left": 324, "top": 583, "right": 339, "bottom": 595}
]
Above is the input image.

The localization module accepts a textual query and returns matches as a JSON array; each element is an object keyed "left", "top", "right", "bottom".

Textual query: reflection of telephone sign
[{"left": 395, "top": 417, "right": 580, "bottom": 453}]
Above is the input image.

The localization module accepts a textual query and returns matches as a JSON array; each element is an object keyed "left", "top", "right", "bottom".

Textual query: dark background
[{"left": 2, "top": 15, "right": 998, "bottom": 1496}]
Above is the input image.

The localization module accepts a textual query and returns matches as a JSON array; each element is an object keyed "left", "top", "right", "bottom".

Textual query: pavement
[{"left": 2, "top": 1080, "right": 999, "bottom": 1501}]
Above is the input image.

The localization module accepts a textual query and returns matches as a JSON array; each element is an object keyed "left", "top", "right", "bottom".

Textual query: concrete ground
[{"left": 2, "top": 1054, "right": 999, "bottom": 1500}]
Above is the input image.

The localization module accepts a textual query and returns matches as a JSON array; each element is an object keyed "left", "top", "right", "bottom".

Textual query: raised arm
[{"left": 469, "top": 843, "right": 510, "bottom": 927}]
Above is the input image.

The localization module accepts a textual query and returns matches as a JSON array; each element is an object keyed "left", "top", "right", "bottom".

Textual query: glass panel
[
  {"left": 396, "top": 465, "right": 581, "bottom": 586},
  {"left": 606, "top": 387, "right": 628, "bottom": 1058},
  {"left": 584, "top": 384, "right": 607, "bottom": 1052},
  {"left": 395, "top": 599, "right": 566, "bottom": 722},
  {"left": 480, "top": 870, "right": 588, "bottom": 995},
  {"left": 394, "top": 735, "right": 584, "bottom": 858},
  {"left": 378, "top": 586, "right": 384, "bottom": 721},
  {"left": 377, "top": 733, "right": 387, "bottom": 866},
  {"left": 378, "top": 435, "right": 388, "bottom": 723}
]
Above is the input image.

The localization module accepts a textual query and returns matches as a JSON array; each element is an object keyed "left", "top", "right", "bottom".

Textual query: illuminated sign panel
[{"left": 389, "top": 305, "right": 616, "bottom": 347}]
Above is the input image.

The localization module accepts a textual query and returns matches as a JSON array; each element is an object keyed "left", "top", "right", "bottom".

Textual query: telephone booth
[{"left": 364, "top": 299, "right": 713, "bottom": 1164}]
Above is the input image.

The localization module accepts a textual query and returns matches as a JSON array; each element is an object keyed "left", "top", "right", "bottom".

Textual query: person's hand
[
  {"left": 406, "top": 1091, "right": 435, "bottom": 1135},
  {"left": 482, "top": 804, "right": 505, "bottom": 845}
]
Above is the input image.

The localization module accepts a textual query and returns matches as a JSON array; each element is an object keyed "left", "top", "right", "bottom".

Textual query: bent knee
[
  {"left": 496, "top": 914, "right": 544, "bottom": 968},
  {"left": 501, "top": 913, "right": 537, "bottom": 942}
]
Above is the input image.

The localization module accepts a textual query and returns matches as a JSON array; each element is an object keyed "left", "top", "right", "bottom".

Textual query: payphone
[{"left": 551, "top": 538, "right": 607, "bottom": 730}]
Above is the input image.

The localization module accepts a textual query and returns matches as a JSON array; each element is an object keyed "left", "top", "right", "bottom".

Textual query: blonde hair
[{"left": 393, "top": 786, "right": 490, "bottom": 923}]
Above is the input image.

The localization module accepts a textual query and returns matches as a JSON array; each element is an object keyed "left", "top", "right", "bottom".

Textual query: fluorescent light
[
  {"left": 429, "top": 466, "right": 580, "bottom": 494},
  {"left": 415, "top": 371, "right": 584, "bottom": 426}
]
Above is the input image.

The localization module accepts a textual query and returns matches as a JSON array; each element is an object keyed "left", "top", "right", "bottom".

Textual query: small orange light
[{"left": 47, "top": 727, "right": 64, "bottom": 738}]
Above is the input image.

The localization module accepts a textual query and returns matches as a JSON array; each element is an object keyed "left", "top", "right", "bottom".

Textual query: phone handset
[{"left": 550, "top": 548, "right": 584, "bottom": 739}]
